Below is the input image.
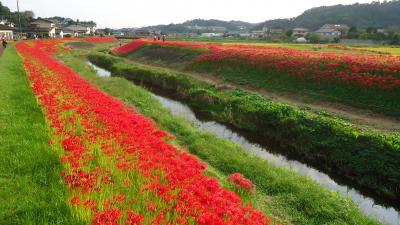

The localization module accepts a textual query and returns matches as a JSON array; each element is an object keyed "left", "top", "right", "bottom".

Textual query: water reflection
[
  {"left": 153, "top": 94, "right": 400, "bottom": 225},
  {"left": 86, "top": 61, "right": 111, "bottom": 77}
]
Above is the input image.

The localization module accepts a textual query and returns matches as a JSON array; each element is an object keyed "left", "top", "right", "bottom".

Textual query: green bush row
[{"left": 88, "top": 52, "right": 400, "bottom": 203}]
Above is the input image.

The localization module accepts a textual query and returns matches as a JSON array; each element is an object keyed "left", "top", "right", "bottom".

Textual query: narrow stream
[
  {"left": 87, "top": 61, "right": 400, "bottom": 225},
  {"left": 87, "top": 61, "right": 111, "bottom": 77}
]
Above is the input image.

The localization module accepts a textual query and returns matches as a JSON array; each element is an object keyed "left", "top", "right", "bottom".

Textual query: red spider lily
[
  {"left": 114, "top": 39, "right": 400, "bottom": 90},
  {"left": 16, "top": 40, "right": 273, "bottom": 225},
  {"left": 126, "top": 209, "right": 144, "bottom": 225},
  {"left": 228, "top": 173, "right": 255, "bottom": 194},
  {"left": 86, "top": 36, "right": 118, "bottom": 43},
  {"left": 70, "top": 196, "right": 81, "bottom": 205},
  {"left": 111, "top": 39, "right": 148, "bottom": 55},
  {"left": 93, "top": 208, "right": 121, "bottom": 225}
]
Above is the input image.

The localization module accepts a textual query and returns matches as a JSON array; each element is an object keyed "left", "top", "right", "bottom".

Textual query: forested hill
[
  {"left": 254, "top": 0, "right": 400, "bottom": 30},
  {"left": 144, "top": 19, "right": 254, "bottom": 33}
]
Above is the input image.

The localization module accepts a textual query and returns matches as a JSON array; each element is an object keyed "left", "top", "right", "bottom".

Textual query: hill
[
  {"left": 144, "top": 19, "right": 254, "bottom": 33},
  {"left": 254, "top": 0, "right": 400, "bottom": 30}
]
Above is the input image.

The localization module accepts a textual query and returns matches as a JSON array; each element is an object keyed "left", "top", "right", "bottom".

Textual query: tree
[
  {"left": 285, "top": 29, "right": 293, "bottom": 37},
  {"left": 306, "top": 33, "right": 321, "bottom": 43},
  {"left": 23, "top": 10, "right": 34, "bottom": 18},
  {"left": 366, "top": 27, "right": 377, "bottom": 34},
  {"left": 387, "top": 26, "right": 399, "bottom": 39},
  {"left": 349, "top": 26, "right": 358, "bottom": 33},
  {"left": 104, "top": 28, "right": 112, "bottom": 35}
]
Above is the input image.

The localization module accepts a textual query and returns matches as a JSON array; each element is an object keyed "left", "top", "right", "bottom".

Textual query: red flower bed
[
  {"left": 111, "top": 39, "right": 148, "bottom": 55},
  {"left": 86, "top": 36, "right": 118, "bottom": 43},
  {"left": 16, "top": 40, "right": 272, "bottom": 225},
  {"left": 114, "top": 39, "right": 400, "bottom": 90}
]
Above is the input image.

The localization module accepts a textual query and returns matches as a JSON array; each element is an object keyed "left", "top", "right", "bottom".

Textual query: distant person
[
  {"left": 157, "top": 35, "right": 161, "bottom": 41},
  {"left": 162, "top": 34, "right": 166, "bottom": 42},
  {"left": 2, "top": 39, "right": 7, "bottom": 49},
  {"left": 153, "top": 35, "right": 157, "bottom": 41}
]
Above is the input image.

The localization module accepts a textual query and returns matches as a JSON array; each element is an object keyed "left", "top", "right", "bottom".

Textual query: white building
[{"left": 0, "top": 24, "right": 14, "bottom": 40}]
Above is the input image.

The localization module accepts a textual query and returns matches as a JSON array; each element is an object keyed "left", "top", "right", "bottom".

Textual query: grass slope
[
  {"left": 57, "top": 48, "right": 381, "bottom": 225},
  {"left": 125, "top": 44, "right": 400, "bottom": 118},
  {"left": 0, "top": 47, "right": 82, "bottom": 225}
]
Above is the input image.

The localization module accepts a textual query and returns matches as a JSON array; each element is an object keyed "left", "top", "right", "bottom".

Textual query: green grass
[
  {"left": 0, "top": 47, "right": 83, "bottom": 224},
  {"left": 57, "top": 47, "right": 381, "bottom": 225},
  {"left": 125, "top": 44, "right": 206, "bottom": 69}
]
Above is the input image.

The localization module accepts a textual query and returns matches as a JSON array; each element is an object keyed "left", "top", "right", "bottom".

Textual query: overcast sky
[{"left": 2, "top": 0, "right": 378, "bottom": 28}]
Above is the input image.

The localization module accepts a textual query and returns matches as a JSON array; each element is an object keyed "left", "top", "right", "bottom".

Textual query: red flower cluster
[
  {"left": 111, "top": 39, "right": 148, "bottom": 55},
  {"left": 16, "top": 40, "right": 272, "bottom": 225},
  {"left": 86, "top": 36, "right": 118, "bottom": 43},
  {"left": 25, "top": 39, "right": 75, "bottom": 54},
  {"left": 228, "top": 173, "right": 255, "bottom": 194},
  {"left": 115, "top": 39, "right": 400, "bottom": 90}
]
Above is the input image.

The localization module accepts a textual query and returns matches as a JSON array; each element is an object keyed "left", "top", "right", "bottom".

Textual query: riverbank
[
  {"left": 88, "top": 51, "right": 400, "bottom": 205},
  {"left": 56, "top": 46, "right": 383, "bottom": 225}
]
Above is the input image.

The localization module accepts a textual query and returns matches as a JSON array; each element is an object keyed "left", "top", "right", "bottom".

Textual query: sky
[{"left": 2, "top": 0, "right": 378, "bottom": 28}]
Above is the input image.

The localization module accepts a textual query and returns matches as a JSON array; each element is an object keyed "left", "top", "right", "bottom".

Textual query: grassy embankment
[
  {"left": 0, "top": 47, "right": 82, "bottom": 224},
  {"left": 88, "top": 51, "right": 400, "bottom": 204},
  {"left": 124, "top": 44, "right": 400, "bottom": 118},
  {"left": 56, "top": 47, "right": 383, "bottom": 225}
]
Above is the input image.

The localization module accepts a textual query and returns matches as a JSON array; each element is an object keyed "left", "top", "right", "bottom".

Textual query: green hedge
[{"left": 88, "top": 52, "right": 400, "bottom": 203}]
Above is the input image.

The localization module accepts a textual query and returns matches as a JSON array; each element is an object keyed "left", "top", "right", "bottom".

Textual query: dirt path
[{"left": 122, "top": 58, "right": 400, "bottom": 132}]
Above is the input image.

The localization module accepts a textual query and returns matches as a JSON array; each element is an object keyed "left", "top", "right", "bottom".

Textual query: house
[
  {"left": 63, "top": 24, "right": 90, "bottom": 37},
  {"left": 201, "top": 33, "right": 223, "bottom": 37},
  {"left": 292, "top": 28, "right": 309, "bottom": 38},
  {"left": 186, "top": 25, "right": 207, "bottom": 31},
  {"left": 321, "top": 24, "right": 349, "bottom": 37},
  {"left": 315, "top": 28, "right": 341, "bottom": 40},
  {"left": 268, "top": 28, "right": 284, "bottom": 36},
  {"left": 0, "top": 24, "right": 14, "bottom": 40},
  {"left": 251, "top": 30, "right": 266, "bottom": 38},
  {"left": 26, "top": 18, "right": 56, "bottom": 38},
  {"left": 208, "top": 26, "right": 227, "bottom": 33},
  {"left": 0, "top": 20, "right": 14, "bottom": 27},
  {"left": 134, "top": 28, "right": 152, "bottom": 36},
  {"left": 82, "top": 22, "right": 96, "bottom": 35}
]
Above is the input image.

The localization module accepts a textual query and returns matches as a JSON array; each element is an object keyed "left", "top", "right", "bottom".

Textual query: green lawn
[{"left": 0, "top": 46, "right": 82, "bottom": 225}]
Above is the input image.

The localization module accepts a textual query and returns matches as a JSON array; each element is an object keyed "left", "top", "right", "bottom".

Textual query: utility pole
[{"left": 17, "top": 0, "right": 22, "bottom": 35}]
